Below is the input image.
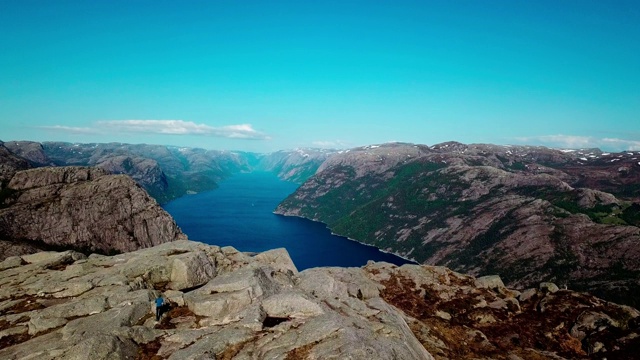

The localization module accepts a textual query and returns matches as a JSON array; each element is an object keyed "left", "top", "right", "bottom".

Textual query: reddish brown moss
[
  {"left": 1, "top": 296, "right": 45, "bottom": 315},
  {"left": 216, "top": 336, "right": 257, "bottom": 360},
  {"left": 284, "top": 341, "right": 319, "bottom": 360},
  {"left": 376, "top": 271, "right": 640, "bottom": 359},
  {"left": 155, "top": 304, "right": 201, "bottom": 330},
  {"left": 135, "top": 339, "right": 163, "bottom": 360},
  {"left": 0, "top": 331, "right": 31, "bottom": 349}
]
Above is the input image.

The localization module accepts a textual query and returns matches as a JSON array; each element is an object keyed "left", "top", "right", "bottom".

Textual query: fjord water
[{"left": 163, "top": 172, "right": 413, "bottom": 270}]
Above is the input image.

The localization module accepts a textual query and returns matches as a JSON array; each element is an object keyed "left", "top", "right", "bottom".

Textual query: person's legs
[{"left": 156, "top": 306, "right": 161, "bottom": 321}]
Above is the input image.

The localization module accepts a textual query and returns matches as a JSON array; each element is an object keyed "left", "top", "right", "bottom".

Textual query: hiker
[{"left": 155, "top": 296, "right": 164, "bottom": 321}]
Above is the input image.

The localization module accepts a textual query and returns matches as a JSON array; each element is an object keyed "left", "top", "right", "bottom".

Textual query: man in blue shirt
[{"left": 155, "top": 296, "right": 164, "bottom": 321}]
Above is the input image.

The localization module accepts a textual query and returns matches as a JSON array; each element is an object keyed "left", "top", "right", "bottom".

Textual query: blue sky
[{"left": 1, "top": 0, "right": 639, "bottom": 152}]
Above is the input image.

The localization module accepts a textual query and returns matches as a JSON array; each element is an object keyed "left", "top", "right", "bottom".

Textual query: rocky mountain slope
[
  {"left": 276, "top": 142, "right": 640, "bottom": 308},
  {"left": 4, "top": 141, "right": 254, "bottom": 204},
  {"left": 0, "top": 166, "right": 185, "bottom": 259},
  {"left": 1, "top": 240, "right": 638, "bottom": 359},
  {"left": 257, "top": 148, "right": 336, "bottom": 183}
]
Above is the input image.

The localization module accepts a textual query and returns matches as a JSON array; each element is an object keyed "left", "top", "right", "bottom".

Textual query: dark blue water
[{"left": 162, "top": 172, "right": 414, "bottom": 270}]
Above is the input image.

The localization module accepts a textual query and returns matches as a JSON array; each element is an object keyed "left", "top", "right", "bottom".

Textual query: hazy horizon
[{"left": 2, "top": 1, "right": 639, "bottom": 152}]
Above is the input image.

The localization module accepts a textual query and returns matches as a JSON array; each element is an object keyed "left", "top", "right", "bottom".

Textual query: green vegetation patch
[
  {"left": 513, "top": 185, "right": 630, "bottom": 225},
  {"left": 621, "top": 203, "right": 640, "bottom": 226}
]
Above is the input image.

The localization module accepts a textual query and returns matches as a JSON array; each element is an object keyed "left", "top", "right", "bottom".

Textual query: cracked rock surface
[{"left": 1, "top": 240, "right": 639, "bottom": 359}]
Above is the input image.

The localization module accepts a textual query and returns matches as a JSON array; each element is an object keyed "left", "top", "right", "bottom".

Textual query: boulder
[
  {"left": 253, "top": 248, "right": 298, "bottom": 275},
  {"left": 185, "top": 289, "right": 253, "bottom": 321},
  {"left": 540, "top": 282, "right": 560, "bottom": 293},
  {"left": 475, "top": 275, "right": 505, "bottom": 289},
  {"left": 0, "top": 255, "right": 24, "bottom": 270},
  {"left": 21, "top": 250, "right": 86, "bottom": 267},
  {"left": 108, "top": 289, "right": 157, "bottom": 307},
  {"left": 261, "top": 292, "right": 323, "bottom": 319},
  {"left": 196, "top": 266, "right": 279, "bottom": 299},
  {"left": 570, "top": 311, "right": 620, "bottom": 341},
  {"left": 518, "top": 288, "right": 538, "bottom": 302},
  {"left": 169, "top": 250, "right": 216, "bottom": 290},
  {"left": 299, "top": 267, "right": 380, "bottom": 301},
  {"left": 164, "top": 289, "right": 185, "bottom": 306}
]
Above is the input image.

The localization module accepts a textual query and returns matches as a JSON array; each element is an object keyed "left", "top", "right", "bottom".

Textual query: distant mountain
[
  {"left": 3, "top": 141, "right": 333, "bottom": 203},
  {"left": 257, "top": 148, "right": 337, "bottom": 183},
  {"left": 276, "top": 142, "right": 640, "bottom": 307},
  {"left": 3, "top": 141, "right": 255, "bottom": 203}
]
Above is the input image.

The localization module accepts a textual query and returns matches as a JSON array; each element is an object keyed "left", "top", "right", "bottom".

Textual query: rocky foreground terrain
[
  {"left": 1, "top": 240, "right": 639, "bottom": 359},
  {"left": 276, "top": 142, "right": 640, "bottom": 308},
  {"left": 0, "top": 166, "right": 185, "bottom": 259}
]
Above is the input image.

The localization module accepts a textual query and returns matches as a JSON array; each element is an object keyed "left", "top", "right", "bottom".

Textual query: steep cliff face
[
  {"left": 258, "top": 148, "right": 337, "bottom": 183},
  {"left": 0, "top": 166, "right": 185, "bottom": 259},
  {"left": 0, "top": 142, "right": 30, "bottom": 188},
  {"left": 1, "top": 241, "right": 638, "bottom": 359},
  {"left": 94, "top": 155, "right": 169, "bottom": 202},
  {"left": 276, "top": 142, "right": 640, "bottom": 307}
]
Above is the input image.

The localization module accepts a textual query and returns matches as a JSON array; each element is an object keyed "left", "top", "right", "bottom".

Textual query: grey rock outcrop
[
  {"left": 0, "top": 241, "right": 435, "bottom": 359},
  {"left": 1, "top": 240, "right": 638, "bottom": 359},
  {"left": 0, "top": 166, "right": 185, "bottom": 259}
]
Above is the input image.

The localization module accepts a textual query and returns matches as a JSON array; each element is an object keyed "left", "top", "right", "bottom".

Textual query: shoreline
[{"left": 273, "top": 211, "right": 418, "bottom": 265}]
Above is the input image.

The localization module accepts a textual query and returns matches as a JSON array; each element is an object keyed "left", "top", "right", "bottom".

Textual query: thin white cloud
[
  {"left": 515, "top": 134, "right": 594, "bottom": 149},
  {"left": 39, "top": 125, "right": 99, "bottom": 135},
  {"left": 514, "top": 134, "right": 640, "bottom": 151},
  {"left": 98, "top": 120, "right": 212, "bottom": 135},
  {"left": 98, "top": 120, "right": 269, "bottom": 139},
  {"left": 312, "top": 140, "right": 349, "bottom": 149},
  {"left": 40, "top": 120, "right": 270, "bottom": 140},
  {"left": 601, "top": 138, "right": 640, "bottom": 151}
]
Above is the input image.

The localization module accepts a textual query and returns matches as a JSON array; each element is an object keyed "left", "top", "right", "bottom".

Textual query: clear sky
[{"left": 1, "top": 0, "right": 639, "bottom": 152}]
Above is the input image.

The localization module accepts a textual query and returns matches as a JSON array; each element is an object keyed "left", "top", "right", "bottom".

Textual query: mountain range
[
  {"left": 1, "top": 139, "right": 640, "bottom": 358},
  {"left": 2, "top": 139, "right": 640, "bottom": 309},
  {"left": 275, "top": 142, "right": 640, "bottom": 308}
]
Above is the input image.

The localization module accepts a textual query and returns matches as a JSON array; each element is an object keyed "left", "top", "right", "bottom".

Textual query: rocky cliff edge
[
  {"left": 0, "top": 166, "right": 186, "bottom": 259},
  {"left": 1, "top": 240, "right": 638, "bottom": 359}
]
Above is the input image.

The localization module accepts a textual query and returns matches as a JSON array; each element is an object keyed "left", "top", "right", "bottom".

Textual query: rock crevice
[{"left": 1, "top": 241, "right": 638, "bottom": 359}]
